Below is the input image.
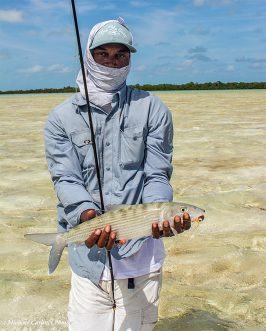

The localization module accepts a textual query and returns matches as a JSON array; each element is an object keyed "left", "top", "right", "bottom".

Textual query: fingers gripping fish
[{"left": 25, "top": 202, "right": 205, "bottom": 274}]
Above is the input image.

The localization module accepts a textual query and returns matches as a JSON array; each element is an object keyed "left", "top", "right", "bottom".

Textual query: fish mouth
[{"left": 192, "top": 215, "right": 205, "bottom": 222}]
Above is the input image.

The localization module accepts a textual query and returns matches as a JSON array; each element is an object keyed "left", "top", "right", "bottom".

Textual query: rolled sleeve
[
  {"left": 65, "top": 201, "right": 99, "bottom": 229},
  {"left": 142, "top": 97, "right": 173, "bottom": 203}
]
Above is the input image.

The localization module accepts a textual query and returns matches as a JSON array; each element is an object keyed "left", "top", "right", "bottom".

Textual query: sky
[{"left": 0, "top": 0, "right": 266, "bottom": 91}]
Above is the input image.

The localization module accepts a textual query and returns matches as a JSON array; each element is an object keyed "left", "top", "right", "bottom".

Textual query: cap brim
[{"left": 90, "top": 42, "right": 137, "bottom": 53}]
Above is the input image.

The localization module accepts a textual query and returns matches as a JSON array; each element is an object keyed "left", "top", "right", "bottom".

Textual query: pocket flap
[
  {"left": 122, "top": 127, "right": 143, "bottom": 139},
  {"left": 71, "top": 131, "right": 92, "bottom": 147}
]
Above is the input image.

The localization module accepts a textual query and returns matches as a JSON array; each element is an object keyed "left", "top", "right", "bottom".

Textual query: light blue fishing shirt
[{"left": 44, "top": 86, "right": 173, "bottom": 284}]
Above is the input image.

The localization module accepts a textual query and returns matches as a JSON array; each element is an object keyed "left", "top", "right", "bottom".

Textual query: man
[{"left": 44, "top": 18, "right": 191, "bottom": 331}]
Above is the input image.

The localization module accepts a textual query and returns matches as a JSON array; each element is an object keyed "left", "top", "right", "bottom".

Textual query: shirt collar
[
  {"left": 115, "top": 84, "right": 127, "bottom": 109},
  {"left": 72, "top": 85, "right": 127, "bottom": 112},
  {"left": 72, "top": 92, "right": 87, "bottom": 107}
]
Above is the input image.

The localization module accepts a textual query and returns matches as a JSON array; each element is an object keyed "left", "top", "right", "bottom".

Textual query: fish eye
[{"left": 181, "top": 207, "right": 186, "bottom": 212}]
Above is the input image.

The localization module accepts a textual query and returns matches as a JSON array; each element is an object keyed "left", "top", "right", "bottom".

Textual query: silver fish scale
[
  {"left": 24, "top": 201, "right": 205, "bottom": 274},
  {"left": 64, "top": 203, "right": 165, "bottom": 242}
]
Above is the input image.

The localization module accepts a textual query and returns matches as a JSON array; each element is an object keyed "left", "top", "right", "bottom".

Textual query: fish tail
[{"left": 24, "top": 233, "right": 67, "bottom": 274}]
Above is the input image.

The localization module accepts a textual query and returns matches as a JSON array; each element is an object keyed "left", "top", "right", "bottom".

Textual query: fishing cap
[{"left": 89, "top": 17, "right": 137, "bottom": 53}]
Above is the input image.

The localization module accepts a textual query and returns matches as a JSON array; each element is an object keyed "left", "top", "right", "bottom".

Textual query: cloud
[
  {"left": 129, "top": 1, "right": 149, "bottom": 8},
  {"left": 226, "top": 64, "right": 235, "bottom": 72},
  {"left": 134, "top": 65, "right": 146, "bottom": 72},
  {"left": 157, "top": 55, "right": 176, "bottom": 60},
  {"left": 29, "top": 0, "right": 67, "bottom": 11},
  {"left": 47, "top": 64, "right": 72, "bottom": 73},
  {"left": 250, "top": 62, "right": 266, "bottom": 70},
  {"left": 30, "top": 0, "right": 116, "bottom": 15},
  {"left": 0, "top": 50, "right": 10, "bottom": 60},
  {"left": 0, "top": 10, "right": 24, "bottom": 23},
  {"left": 241, "top": 27, "right": 263, "bottom": 34},
  {"left": 190, "top": 25, "right": 210, "bottom": 35},
  {"left": 17, "top": 64, "right": 72, "bottom": 74},
  {"left": 193, "top": 0, "right": 206, "bottom": 6},
  {"left": 17, "top": 65, "right": 44, "bottom": 74},
  {"left": 46, "top": 28, "right": 72, "bottom": 38},
  {"left": 132, "top": 8, "right": 181, "bottom": 46},
  {"left": 193, "top": 0, "right": 236, "bottom": 7},
  {"left": 157, "top": 63, "right": 176, "bottom": 74},
  {"left": 30, "top": 0, "right": 115, "bottom": 13},
  {"left": 77, "top": 3, "right": 98, "bottom": 12},
  {"left": 154, "top": 42, "right": 172, "bottom": 47},
  {"left": 235, "top": 56, "right": 266, "bottom": 70},
  {"left": 188, "top": 46, "right": 207, "bottom": 53},
  {"left": 177, "top": 59, "right": 194, "bottom": 71},
  {"left": 235, "top": 56, "right": 266, "bottom": 63},
  {"left": 189, "top": 54, "right": 212, "bottom": 61},
  {"left": 78, "top": 2, "right": 116, "bottom": 12}
]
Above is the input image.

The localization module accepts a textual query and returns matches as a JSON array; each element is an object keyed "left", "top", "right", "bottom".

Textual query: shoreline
[
  {"left": 1, "top": 82, "right": 266, "bottom": 95},
  {"left": 1, "top": 88, "right": 266, "bottom": 97}
]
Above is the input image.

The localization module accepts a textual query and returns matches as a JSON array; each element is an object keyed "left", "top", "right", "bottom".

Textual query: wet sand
[{"left": 0, "top": 90, "right": 265, "bottom": 330}]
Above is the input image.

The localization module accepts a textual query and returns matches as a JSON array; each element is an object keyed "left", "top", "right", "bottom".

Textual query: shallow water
[{"left": 0, "top": 90, "right": 265, "bottom": 330}]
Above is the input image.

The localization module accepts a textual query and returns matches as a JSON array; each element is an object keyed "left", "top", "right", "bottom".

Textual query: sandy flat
[{"left": 0, "top": 90, "right": 265, "bottom": 330}]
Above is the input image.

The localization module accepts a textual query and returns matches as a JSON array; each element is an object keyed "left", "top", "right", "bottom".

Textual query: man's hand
[
  {"left": 152, "top": 212, "right": 191, "bottom": 239},
  {"left": 80, "top": 209, "right": 118, "bottom": 250},
  {"left": 80, "top": 209, "right": 97, "bottom": 223},
  {"left": 85, "top": 225, "right": 117, "bottom": 250}
]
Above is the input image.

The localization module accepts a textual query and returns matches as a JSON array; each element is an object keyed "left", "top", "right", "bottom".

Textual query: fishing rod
[
  {"left": 70, "top": 0, "right": 116, "bottom": 312},
  {"left": 70, "top": 0, "right": 104, "bottom": 210}
]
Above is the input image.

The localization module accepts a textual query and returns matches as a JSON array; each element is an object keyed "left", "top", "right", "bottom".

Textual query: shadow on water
[{"left": 155, "top": 309, "right": 239, "bottom": 331}]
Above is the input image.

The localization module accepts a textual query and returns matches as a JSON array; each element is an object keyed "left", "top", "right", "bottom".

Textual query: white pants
[{"left": 68, "top": 270, "right": 162, "bottom": 331}]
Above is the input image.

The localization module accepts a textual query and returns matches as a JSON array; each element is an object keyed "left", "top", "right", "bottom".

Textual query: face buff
[{"left": 76, "top": 20, "right": 131, "bottom": 108}]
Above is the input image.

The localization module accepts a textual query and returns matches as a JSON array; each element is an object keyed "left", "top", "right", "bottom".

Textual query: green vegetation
[
  {"left": 0, "top": 82, "right": 265, "bottom": 94},
  {"left": 132, "top": 81, "right": 266, "bottom": 91},
  {"left": 0, "top": 86, "right": 76, "bottom": 94}
]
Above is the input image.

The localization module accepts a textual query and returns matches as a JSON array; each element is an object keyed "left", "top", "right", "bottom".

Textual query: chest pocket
[
  {"left": 71, "top": 130, "right": 94, "bottom": 167},
  {"left": 119, "top": 127, "right": 145, "bottom": 169}
]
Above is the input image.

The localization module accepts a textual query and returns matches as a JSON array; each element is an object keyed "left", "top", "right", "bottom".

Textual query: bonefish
[{"left": 25, "top": 202, "right": 205, "bottom": 274}]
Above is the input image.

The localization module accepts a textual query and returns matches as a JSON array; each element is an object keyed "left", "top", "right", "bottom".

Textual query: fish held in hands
[{"left": 24, "top": 202, "right": 205, "bottom": 274}]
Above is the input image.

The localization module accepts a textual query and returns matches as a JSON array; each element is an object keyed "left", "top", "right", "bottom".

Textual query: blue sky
[{"left": 0, "top": 0, "right": 265, "bottom": 91}]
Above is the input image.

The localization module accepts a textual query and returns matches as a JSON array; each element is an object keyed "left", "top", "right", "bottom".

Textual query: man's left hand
[{"left": 152, "top": 212, "right": 191, "bottom": 238}]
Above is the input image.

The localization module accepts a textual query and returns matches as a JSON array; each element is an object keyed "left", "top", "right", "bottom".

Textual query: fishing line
[{"left": 69, "top": 0, "right": 117, "bottom": 324}]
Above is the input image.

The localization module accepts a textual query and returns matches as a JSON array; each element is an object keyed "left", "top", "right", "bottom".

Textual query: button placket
[{"left": 103, "top": 117, "right": 113, "bottom": 200}]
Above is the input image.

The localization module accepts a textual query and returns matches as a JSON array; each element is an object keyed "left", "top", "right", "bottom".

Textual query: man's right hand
[
  {"left": 80, "top": 209, "right": 97, "bottom": 223},
  {"left": 80, "top": 209, "right": 117, "bottom": 250},
  {"left": 85, "top": 225, "right": 117, "bottom": 250}
]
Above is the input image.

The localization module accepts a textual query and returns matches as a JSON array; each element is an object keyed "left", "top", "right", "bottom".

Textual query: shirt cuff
[{"left": 65, "top": 201, "right": 100, "bottom": 228}]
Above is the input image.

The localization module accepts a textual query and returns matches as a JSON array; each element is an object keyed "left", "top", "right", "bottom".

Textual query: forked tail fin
[
  {"left": 24, "top": 233, "right": 58, "bottom": 246},
  {"left": 24, "top": 233, "right": 67, "bottom": 274}
]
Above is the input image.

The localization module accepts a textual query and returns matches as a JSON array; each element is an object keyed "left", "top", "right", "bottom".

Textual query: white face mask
[{"left": 76, "top": 20, "right": 131, "bottom": 107}]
